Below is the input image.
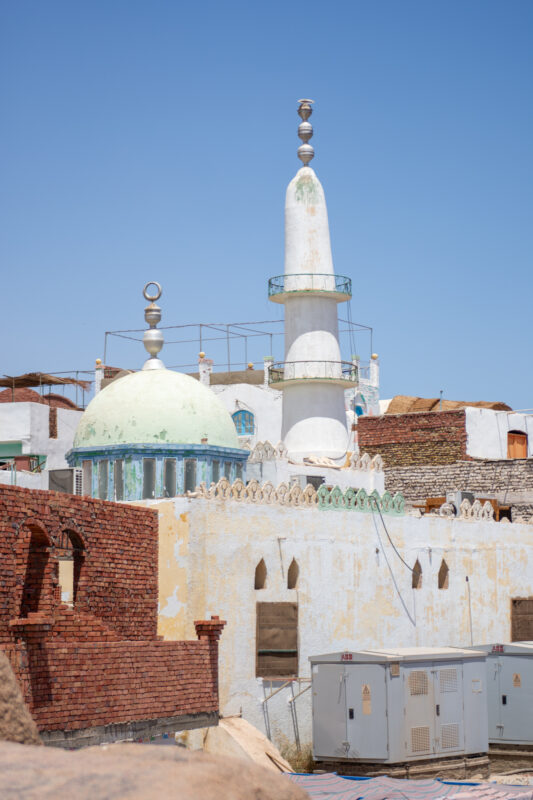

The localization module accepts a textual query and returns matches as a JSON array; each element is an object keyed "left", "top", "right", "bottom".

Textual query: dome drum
[{"left": 67, "top": 443, "right": 247, "bottom": 502}]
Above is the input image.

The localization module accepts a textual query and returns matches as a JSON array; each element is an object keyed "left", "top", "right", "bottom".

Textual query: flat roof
[
  {"left": 473, "top": 642, "right": 533, "bottom": 655},
  {"left": 310, "top": 646, "right": 486, "bottom": 664}
]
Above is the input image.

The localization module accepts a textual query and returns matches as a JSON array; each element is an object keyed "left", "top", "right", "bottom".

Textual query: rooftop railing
[
  {"left": 268, "top": 273, "right": 352, "bottom": 302},
  {"left": 268, "top": 360, "right": 358, "bottom": 387}
]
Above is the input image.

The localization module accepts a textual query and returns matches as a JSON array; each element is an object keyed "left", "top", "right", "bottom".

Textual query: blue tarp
[{"left": 286, "top": 774, "right": 533, "bottom": 800}]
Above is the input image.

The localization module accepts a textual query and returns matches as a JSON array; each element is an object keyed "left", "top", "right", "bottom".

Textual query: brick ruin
[
  {"left": 357, "top": 410, "right": 469, "bottom": 467},
  {"left": 0, "top": 484, "right": 225, "bottom": 747}
]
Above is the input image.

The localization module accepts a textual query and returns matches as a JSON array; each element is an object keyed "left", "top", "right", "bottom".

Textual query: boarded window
[
  {"left": 143, "top": 458, "right": 156, "bottom": 499},
  {"left": 224, "top": 461, "right": 232, "bottom": 480},
  {"left": 256, "top": 602, "right": 298, "bottom": 678},
  {"left": 511, "top": 597, "right": 533, "bottom": 641},
  {"left": 212, "top": 460, "right": 220, "bottom": 483},
  {"left": 438, "top": 559, "right": 449, "bottom": 590},
  {"left": 114, "top": 459, "right": 124, "bottom": 501},
  {"left": 164, "top": 458, "right": 176, "bottom": 497},
  {"left": 236, "top": 462, "right": 243, "bottom": 480},
  {"left": 508, "top": 431, "right": 528, "bottom": 459},
  {"left": 412, "top": 559, "right": 422, "bottom": 589}
]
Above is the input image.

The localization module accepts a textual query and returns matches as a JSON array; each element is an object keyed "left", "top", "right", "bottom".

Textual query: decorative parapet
[
  {"left": 193, "top": 477, "right": 404, "bottom": 514},
  {"left": 247, "top": 441, "right": 384, "bottom": 473},
  {"left": 316, "top": 485, "right": 405, "bottom": 515},
  {"left": 422, "top": 498, "right": 496, "bottom": 521},
  {"left": 457, "top": 498, "right": 495, "bottom": 521},
  {"left": 247, "top": 441, "right": 288, "bottom": 463}
]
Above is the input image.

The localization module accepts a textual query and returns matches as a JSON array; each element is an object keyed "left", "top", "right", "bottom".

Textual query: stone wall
[
  {"left": 384, "top": 459, "right": 533, "bottom": 522},
  {"left": 385, "top": 459, "right": 533, "bottom": 500},
  {"left": 358, "top": 410, "right": 469, "bottom": 466},
  {"left": 0, "top": 484, "right": 225, "bottom": 742}
]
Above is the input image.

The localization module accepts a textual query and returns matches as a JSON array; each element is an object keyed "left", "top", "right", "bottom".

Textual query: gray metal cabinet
[
  {"left": 311, "top": 647, "right": 488, "bottom": 765},
  {"left": 475, "top": 642, "right": 533, "bottom": 744}
]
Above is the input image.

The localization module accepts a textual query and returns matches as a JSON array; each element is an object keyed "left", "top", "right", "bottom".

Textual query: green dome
[{"left": 73, "top": 369, "right": 240, "bottom": 450}]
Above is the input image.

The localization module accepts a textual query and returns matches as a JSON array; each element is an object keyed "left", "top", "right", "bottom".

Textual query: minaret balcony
[
  {"left": 268, "top": 360, "right": 358, "bottom": 388},
  {"left": 268, "top": 273, "right": 352, "bottom": 303}
]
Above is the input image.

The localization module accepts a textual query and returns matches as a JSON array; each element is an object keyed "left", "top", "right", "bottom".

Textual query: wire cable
[{"left": 371, "top": 498, "right": 414, "bottom": 574}]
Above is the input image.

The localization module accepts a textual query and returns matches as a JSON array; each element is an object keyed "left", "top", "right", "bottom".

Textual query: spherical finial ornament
[
  {"left": 371, "top": 353, "right": 379, "bottom": 360},
  {"left": 95, "top": 358, "right": 102, "bottom": 366},
  {"left": 199, "top": 351, "right": 206, "bottom": 360},
  {"left": 297, "top": 99, "right": 315, "bottom": 166},
  {"left": 297, "top": 143, "right": 314, "bottom": 165}
]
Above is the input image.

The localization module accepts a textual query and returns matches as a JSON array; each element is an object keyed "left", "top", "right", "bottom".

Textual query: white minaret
[{"left": 268, "top": 100, "right": 356, "bottom": 460}]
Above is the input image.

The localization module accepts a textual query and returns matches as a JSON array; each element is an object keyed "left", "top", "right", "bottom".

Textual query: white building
[{"left": 0, "top": 387, "right": 83, "bottom": 490}]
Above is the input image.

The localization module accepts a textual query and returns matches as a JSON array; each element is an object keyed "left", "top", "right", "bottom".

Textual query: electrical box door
[
  {"left": 312, "top": 664, "right": 347, "bottom": 758},
  {"left": 433, "top": 662, "right": 465, "bottom": 755},
  {"left": 499, "top": 656, "right": 533, "bottom": 743},
  {"left": 404, "top": 664, "right": 435, "bottom": 757},
  {"left": 345, "top": 664, "right": 388, "bottom": 759}
]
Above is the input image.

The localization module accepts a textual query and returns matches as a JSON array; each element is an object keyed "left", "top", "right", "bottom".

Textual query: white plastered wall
[
  {"left": 147, "top": 496, "right": 533, "bottom": 750},
  {"left": 0, "top": 402, "right": 82, "bottom": 469},
  {"left": 211, "top": 384, "right": 282, "bottom": 449},
  {"left": 465, "top": 407, "right": 533, "bottom": 459}
]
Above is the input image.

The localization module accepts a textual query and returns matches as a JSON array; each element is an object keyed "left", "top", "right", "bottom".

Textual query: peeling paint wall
[{"left": 143, "top": 496, "right": 533, "bottom": 750}]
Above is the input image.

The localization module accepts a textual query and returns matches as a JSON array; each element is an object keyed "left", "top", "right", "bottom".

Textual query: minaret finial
[
  {"left": 297, "top": 99, "right": 314, "bottom": 166},
  {"left": 142, "top": 281, "right": 165, "bottom": 370}
]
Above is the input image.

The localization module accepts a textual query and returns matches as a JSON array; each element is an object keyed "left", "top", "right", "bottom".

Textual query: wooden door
[{"left": 507, "top": 432, "right": 527, "bottom": 459}]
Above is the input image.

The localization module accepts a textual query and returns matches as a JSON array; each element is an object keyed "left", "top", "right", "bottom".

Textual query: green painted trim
[{"left": 0, "top": 442, "right": 23, "bottom": 457}]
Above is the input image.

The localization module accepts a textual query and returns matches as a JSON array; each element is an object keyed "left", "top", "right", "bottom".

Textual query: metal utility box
[
  {"left": 310, "top": 647, "right": 488, "bottom": 764},
  {"left": 473, "top": 642, "right": 533, "bottom": 745}
]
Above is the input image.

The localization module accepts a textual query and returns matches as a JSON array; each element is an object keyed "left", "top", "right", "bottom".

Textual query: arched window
[
  {"left": 287, "top": 558, "right": 299, "bottom": 589},
  {"left": 412, "top": 559, "right": 422, "bottom": 589},
  {"left": 232, "top": 410, "right": 255, "bottom": 436},
  {"left": 508, "top": 430, "right": 528, "bottom": 459},
  {"left": 21, "top": 525, "right": 51, "bottom": 617},
  {"left": 438, "top": 559, "right": 449, "bottom": 590},
  {"left": 255, "top": 559, "right": 267, "bottom": 590},
  {"left": 354, "top": 393, "right": 367, "bottom": 418}
]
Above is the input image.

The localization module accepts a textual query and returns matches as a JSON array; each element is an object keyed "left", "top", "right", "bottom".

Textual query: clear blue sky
[{"left": 1, "top": 0, "right": 531, "bottom": 407}]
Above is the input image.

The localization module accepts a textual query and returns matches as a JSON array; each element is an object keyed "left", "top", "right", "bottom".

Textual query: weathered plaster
[{"left": 139, "top": 495, "right": 533, "bottom": 751}]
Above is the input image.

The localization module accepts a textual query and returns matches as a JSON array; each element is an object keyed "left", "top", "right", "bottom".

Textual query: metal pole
[
  {"left": 103, "top": 332, "right": 108, "bottom": 365},
  {"left": 226, "top": 325, "right": 231, "bottom": 371},
  {"left": 199, "top": 324, "right": 203, "bottom": 353}
]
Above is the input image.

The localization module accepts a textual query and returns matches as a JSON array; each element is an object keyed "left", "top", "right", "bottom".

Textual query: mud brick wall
[
  {"left": 358, "top": 410, "right": 469, "bottom": 467},
  {"left": 0, "top": 484, "right": 158, "bottom": 643},
  {"left": 384, "top": 459, "right": 533, "bottom": 502}
]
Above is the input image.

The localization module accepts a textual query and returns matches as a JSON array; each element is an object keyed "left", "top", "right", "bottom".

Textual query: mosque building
[{"left": 66, "top": 283, "right": 248, "bottom": 501}]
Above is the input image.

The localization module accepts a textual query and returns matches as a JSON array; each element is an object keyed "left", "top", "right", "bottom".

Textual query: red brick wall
[
  {"left": 5, "top": 639, "right": 220, "bottom": 732},
  {"left": 0, "top": 485, "right": 226, "bottom": 736},
  {"left": 0, "top": 484, "right": 158, "bottom": 643},
  {"left": 358, "top": 410, "right": 469, "bottom": 467}
]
